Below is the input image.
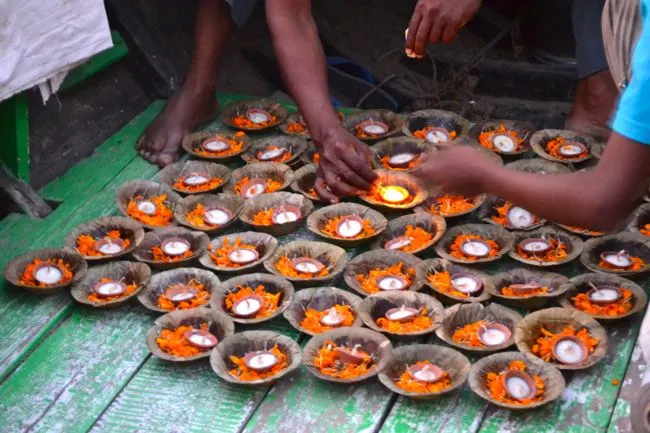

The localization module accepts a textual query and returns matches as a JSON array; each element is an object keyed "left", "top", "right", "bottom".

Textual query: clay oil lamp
[
  {"left": 222, "top": 99, "right": 288, "bottom": 133},
  {"left": 137, "top": 267, "right": 220, "bottom": 313},
  {"left": 468, "top": 120, "right": 534, "bottom": 156},
  {"left": 344, "top": 250, "right": 422, "bottom": 297},
  {"left": 469, "top": 352, "right": 565, "bottom": 409},
  {"left": 307, "top": 203, "right": 387, "bottom": 247},
  {"left": 436, "top": 223, "right": 514, "bottom": 265},
  {"left": 5, "top": 248, "right": 86, "bottom": 295},
  {"left": 342, "top": 110, "right": 403, "bottom": 143},
  {"left": 211, "top": 273, "right": 293, "bottom": 324},
  {"left": 200, "top": 231, "right": 278, "bottom": 274},
  {"left": 488, "top": 269, "right": 571, "bottom": 310},
  {"left": 416, "top": 192, "right": 485, "bottom": 218},
  {"left": 510, "top": 227, "right": 583, "bottom": 267},
  {"left": 283, "top": 287, "right": 363, "bottom": 336},
  {"left": 290, "top": 163, "right": 322, "bottom": 202},
  {"left": 211, "top": 330, "right": 301, "bottom": 385},
  {"left": 182, "top": 130, "right": 251, "bottom": 162},
  {"left": 370, "top": 137, "right": 431, "bottom": 172},
  {"left": 480, "top": 197, "right": 544, "bottom": 231},
  {"left": 66, "top": 216, "right": 144, "bottom": 261},
  {"left": 358, "top": 291, "right": 443, "bottom": 339},
  {"left": 133, "top": 227, "right": 208, "bottom": 270},
  {"left": 117, "top": 180, "right": 182, "bottom": 230},
  {"left": 403, "top": 109, "right": 470, "bottom": 145},
  {"left": 303, "top": 328, "right": 392, "bottom": 383},
  {"left": 436, "top": 303, "right": 522, "bottom": 354},
  {"left": 515, "top": 307, "right": 608, "bottom": 370},
  {"left": 264, "top": 240, "right": 348, "bottom": 287},
  {"left": 240, "top": 191, "right": 313, "bottom": 236},
  {"left": 147, "top": 307, "right": 234, "bottom": 362},
  {"left": 581, "top": 233, "right": 650, "bottom": 276},
  {"left": 560, "top": 273, "right": 647, "bottom": 321},
  {"left": 379, "top": 344, "right": 470, "bottom": 399},
  {"left": 530, "top": 129, "right": 601, "bottom": 164},
  {"left": 159, "top": 160, "right": 231, "bottom": 195},
  {"left": 628, "top": 203, "right": 650, "bottom": 237},
  {"left": 70, "top": 261, "right": 150, "bottom": 307},
  {"left": 372, "top": 213, "right": 445, "bottom": 256},
  {"left": 242, "top": 136, "right": 307, "bottom": 168},
  {"left": 227, "top": 162, "right": 294, "bottom": 200},
  {"left": 360, "top": 169, "right": 427, "bottom": 210},
  {"left": 175, "top": 192, "right": 243, "bottom": 234}
]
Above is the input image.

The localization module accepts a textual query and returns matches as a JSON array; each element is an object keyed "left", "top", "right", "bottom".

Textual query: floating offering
[
  {"left": 384, "top": 225, "right": 433, "bottom": 252},
  {"left": 19, "top": 258, "right": 74, "bottom": 287},
  {"left": 413, "top": 126, "right": 456, "bottom": 144},
  {"left": 76, "top": 230, "right": 131, "bottom": 257},
  {"left": 229, "top": 344, "right": 288, "bottom": 381},
  {"left": 150, "top": 237, "right": 193, "bottom": 262},
  {"left": 428, "top": 271, "right": 483, "bottom": 299},
  {"left": 232, "top": 108, "right": 278, "bottom": 129},
  {"left": 531, "top": 326, "right": 598, "bottom": 364},
  {"left": 88, "top": 278, "right": 137, "bottom": 303},
  {"left": 486, "top": 360, "right": 544, "bottom": 405},
  {"left": 156, "top": 323, "right": 218, "bottom": 357},
  {"left": 395, "top": 361, "right": 451, "bottom": 393},
  {"left": 427, "top": 193, "right": 479, "bottom": 217},
  {"left": 516, "top": 237, "right": 568, "bottom": 263},
  {"left": 252, "top": 205, "right": 302, "bottom": 226},
  {"left": 274, "top": 255, "right": 328, "bottom": 279},
  {"left": 356, "top": 262, "right": 415, "bottom": 294},
  {"left": 453, "top": 320, "right": 512, "bottom": 347},
  {"left": 197, "top": 134, "right": 245, "bottom": 157},
  {"left": 450, "top": 234, "right": 500, "bottom": 261},
  {"left": 224, "top": 285, "right": 281, "bottom": 319},
  {"left": 235, "top": 176, "right": 283, "bottom": 199},
  {"left": 599, "top": 250, "right": 646, "bottom": 271},
  {"left": 313, "top": 341, "right": 375, "bottom": 379},
  {"left": 322, "top": 215, "right": 374, "bottom": 240},
  {"left": 209, "top": 237, "right": 260, "bottom": 268},
  {"left": 546, "top": 137, "right": 589, "bottom": 160},
  {"left": 300, "top": 305, "right": 356, "bottom": 334},
  {"left": 172, "top": 171, "right": 224, "bottom": 193},
  {"left": 355, "top": 119, "right": 389, "bottom": 138},
  {"left": 491, "top": 202, "right": 540, "bottom": 230},
  {"left": 157, "top": 279, "right": 210, "bottom": 311},
  {"left": 126, "top": 194, "right": 174, "bottom": 227},
  {"left": 376, "top": 305, "right": 433, "bottom": 333},
  {"left": 478, "top": 125, "right": 525, "bottom": 154},
  {"left": 571, "top": 284, "right": 633, "bottom": 317}
]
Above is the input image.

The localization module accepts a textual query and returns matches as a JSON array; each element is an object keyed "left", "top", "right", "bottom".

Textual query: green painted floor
[{"left": 0, "top": 94, "right": 644, "bottom": 433}]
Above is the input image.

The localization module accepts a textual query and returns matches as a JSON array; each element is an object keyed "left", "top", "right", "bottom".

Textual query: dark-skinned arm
[
  {"left": 413, "top": 134, "right": 650, "bottom": 231},
  {"left": 266, "top": 0, "right": 376, "bottom": 203}
]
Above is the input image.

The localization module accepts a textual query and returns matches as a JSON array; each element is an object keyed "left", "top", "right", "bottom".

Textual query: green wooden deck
[{"left": 0, "top": 94, "right": 645, "bottom": 433}]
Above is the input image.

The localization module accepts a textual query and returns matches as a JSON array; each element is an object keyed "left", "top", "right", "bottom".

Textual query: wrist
[{"left": 310, "top": 119, "right": 345, "bottom": 146}]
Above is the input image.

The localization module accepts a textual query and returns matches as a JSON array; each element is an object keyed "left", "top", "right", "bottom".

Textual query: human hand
[
  {"left": 313, "top": 126, "right": 377, "bottom": 203},
  {"left": 405, "top": 0, "right": 482, "bottom": 58},
  {"left": 412, "top": 145, "right": 497, "bottom": 196}
]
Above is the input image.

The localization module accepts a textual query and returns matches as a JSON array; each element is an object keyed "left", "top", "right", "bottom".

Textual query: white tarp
[{"left": 0, "top": 0, "right": 113, "bottom": 103}]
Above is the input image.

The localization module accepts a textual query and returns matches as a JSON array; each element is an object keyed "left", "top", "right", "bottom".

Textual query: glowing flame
[{"left": 379, "top": 185, "right": 410, "bottom": 204}]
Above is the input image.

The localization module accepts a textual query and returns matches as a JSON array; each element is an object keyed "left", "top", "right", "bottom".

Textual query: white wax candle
[
  {"left": 246, "top": 352, "right": 278, "bottom": 370},
  {"left": 183, "top": 174, "right": 209, "bottom": 186},
  {"left": 234, "top": 297, "right": 262, "bottom": 316},
  {"left": 378, "top": 276, "right": 406, "bottom": 291},
  {"left": 137, "top": 200, "right": 157, "bottom": 215},
  {"left": 95, "top": 281, "right": 125, "bottom": 297},
  {"left": 554, "top": 338, "right": 585, "bottom": 364},
  {"left": 34, "top": 265, "right": 63, "bottom": 285},
  {"left": 451, "top": 276, "right": 481, "bottom": 294},
  {"left": 493, "top": 135, "right": 515, "bottom": 152},
  {"left": 388, "top": 153, "right": 415, "bottom": 166},
  {"left": 320, "top": 308, "right": 344, "bottom": 326},
  {"left": 98, "top": 241, "right": 123, "bottom": 255},
  {"left": 507, "top": 206, "right": 534, "bottom": 228},
  {"left": 425, "top": 129, "right": 450, "bottom": 144},
  {"left": 479, "top": 328, "right": 507, "bottom": 346},
  {"left": 204, "top": 139, "right": 229, "bottom": 152},
  {"left": 228, "top": 248, "right": 259, "bottom": 265},
  {"left": 204, "top": 208, "right": 230, "bottom": 225},
  {"left": 461, "top": 240, "right": 490, "bottom": 257},
  {"left": 505, "top": 375, "right": 532, "bottom": 400},
  {"left": 336, "top": 217, "right": 363, "bottom": 238},
  {"left": 162, "top": 240, "right": 190, "bottom": 256}
]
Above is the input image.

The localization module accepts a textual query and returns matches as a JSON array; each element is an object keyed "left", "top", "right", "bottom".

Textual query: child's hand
[{"left": 412, "top": 145, "right": 498, "bottom": 196}]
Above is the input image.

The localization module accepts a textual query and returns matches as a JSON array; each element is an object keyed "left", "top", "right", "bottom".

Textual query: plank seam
[
  {"left": 24, "top": 370, "right": 83, "bottom": 433},
  {"left": 372, "top": 393, "right": 399, "bottom": 433}
]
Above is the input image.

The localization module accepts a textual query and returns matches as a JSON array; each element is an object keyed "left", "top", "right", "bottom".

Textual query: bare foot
[
  {"left": 137, "top": 86, "right": 218, "bottom": 167},
  {"left": 566, "top": 69, "right": 618, "bottom": 142}
]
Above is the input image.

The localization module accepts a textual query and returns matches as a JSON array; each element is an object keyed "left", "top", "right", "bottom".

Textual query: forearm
[{"left": 266, "top": 1, "right": 339, "bottom": 143}]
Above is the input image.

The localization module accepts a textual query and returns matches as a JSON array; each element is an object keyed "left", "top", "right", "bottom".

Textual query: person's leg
[
  {"left": 566, "top": 0, "right": 618, "bottom": 141},
  {"left": 138, "top": 0, "right": 255, "bottom": 167}
]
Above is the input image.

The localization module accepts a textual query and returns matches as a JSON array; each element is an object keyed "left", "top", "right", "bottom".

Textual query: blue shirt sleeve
[{"left": 612, "top": 0, "right": 650, "bottom": 145}]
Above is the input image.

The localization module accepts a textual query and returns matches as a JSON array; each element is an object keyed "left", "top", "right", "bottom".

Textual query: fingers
[
  {"left": 323, "top": 168, "right": 359, "bottom": 198},
  {"left": 413, "top": 13, "right": 432, "bottom": 57},
  {"left": 314, "top": 177, "right": 339, "bottom": 204},
  {"left": 331, "top": 159, "right": 372, "bottom": 192},
  {"left": 405, "top": 4, "right": 422, "bottom": 57},
  {"left": 441, "top": 20, "right": 461, "bottom": 43},
  {"left": 428, "top": 17, "right": 445, "bottom": 45}
]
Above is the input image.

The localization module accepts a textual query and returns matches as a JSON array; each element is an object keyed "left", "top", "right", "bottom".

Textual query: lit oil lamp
[
  {"left": 552, "top": 336, "right": 588, "bottom": 364},
  {"left": 244, "top": 350, "right": 279, "bottom": 372},
  {"left": 519, "top": 238, "right": 551, "bottom": 255},
  {"left": 240, "top": 178, "right": 267, "bottom": 199},
  {"left": 336, "top": 344, "right": 367, "bottom": 365},
  {"left": 94, "top": 237, "right": 125, "bottom": 255},
  {"left": 137, "top": 199, "right": 157, "bottom": 216},
  {"left": 335, "top": 215, "right": 364, "bottom": 238},
  {"left": 403, "top": 29, "right": 424, "bottom": 59},
  {"left": 257, "top": 147, "right": 288, "bottom": 162},
  {"left": 358, "top": 119, "right": 389, "bottom": 136},
  {"left": 425, "top": 127, "right": 452, "bottom": 144},
  {"left": 161, "top": 237, "right": 192, "bottom": 257},
  {"left": 92, "top": 280, "right": 127, "bottom": 298},
  {"left": 558, "top": 141, "right": 587, "bottom": 158},
  {"left": 461, "top": 239, "right": 492, "bottom": 259},
  {"left": 228, "top": 247, "right": 260, "bottom": 266},
  {"left": 451, "top": 273, "right": 483, "bottom": 295},
  {"left": 501, "top": 369, "right": 536, "bottom": 401},
  {"left": 587, "top": 283, "right": 622, "bottom": 304},
  {"left": 477, "top": 323, "right": 512, "bottom": 346},
  {"left": 319, "top": 307, "right": 346, "bottom": 327},
  {"left": 600, "top": 250, "right": 632, "bottom": 269},
  {"left": 271, "top": 205, "right": 301, "bottom": 225},
  {"left": 166, "top": 284, "right": 198, "bottom": 303},
  {"left": 377, "top": 275, "right": 408, "bottom": 291},
  {"left": 204, "top": 207, "right": 233, "bottom": 226},
  {"left": 506, "top": 206, "right": 535, "bottom": 229},
  {"left": 201, "top": 137, "right": 230, "bottom": 153},
  {"left": 181, "top": 171, "right": 211, "bottom": 187},
  {"left": 385, "top": 235, "right": 412, "bottom": 250},
  {"left": 408, "top": 363, "right": 444, "bottom": 383},
  {"left": 387, "top": 152, "right": 416, "bottom": 169},
  {"left": 232, "top": 294, "right": 263, "bottom": 318},
  {"left": 247, "top": 108, "right": 272, "bottom": 125},
  {"left": 184, "top": 329, "right": 218, "bottom": 349},
  {"left": 292, "top": 257, "right": 325, "bottom": 274},
  {"left": 379, "top": 185, "right": 410, "bottom": 204},
  {"left": 32, "top": 262, "right": 65, "bottom": 285},
  {"left": 385, "top": 305, "right": 419, "bottom": 322},
  {"left": 508, "top": 283, "right": 544, "bottom": 297}
]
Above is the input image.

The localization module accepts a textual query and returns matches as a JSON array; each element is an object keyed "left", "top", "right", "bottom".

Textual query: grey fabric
[
  {"left": 572, "top": 0, "right": 609, "bottom": 78},
  {"left": 602, "top": 0, "right": 643, "bottom": 89},
  {"left": 224, "top": 0, "right": 260, "bottom": 27}
]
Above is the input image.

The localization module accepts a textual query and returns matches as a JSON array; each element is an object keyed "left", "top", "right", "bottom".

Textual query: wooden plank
[
  {"left": 0, "top": 94, "right": 29, "bottom": 181},
  {"left": 90, "top": 320, "right": 299, "bottom": 433}
]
